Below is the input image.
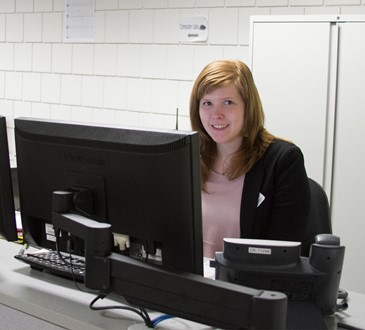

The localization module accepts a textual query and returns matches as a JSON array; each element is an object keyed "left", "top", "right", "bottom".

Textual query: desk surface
[
  {"left": 0, "top": 239, "right": 214, "bottom": 330},
  {"left": 0, "top": 239, "right": 364, "bottom": 330}
]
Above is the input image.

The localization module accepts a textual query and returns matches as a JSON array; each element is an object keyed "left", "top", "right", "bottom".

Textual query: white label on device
[
  {"left": 248, "top": 247, "right": 271, "bottom": 255},
  {"left": 45, "top": 223, "right": 56, "bottom": 242}
]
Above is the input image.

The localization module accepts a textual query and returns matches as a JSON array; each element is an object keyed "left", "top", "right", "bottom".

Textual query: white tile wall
[
  {"left": 105, "top": 11, "right": 129, "bottom": 43},
  {"left": 0, "top": 15, "right": 5, "bottom": 41},
  {"left": 6, "top": 14, "right": 23, "bottom": 42},
  {"left": 41, "top": 73, "right": 61, "bottom": 103},
  {"left": 52, "top": 44, "right": 72, "bottom": 73},
  {"left": 1, "top": 1, "right": 365, "bottom": 157},
  {"left": 0, "top": 1, "right": 15, "bottom": 13},
  {"left": 33, "top": 44, "right": 52, "bottom": 72},
  {"left": 24, "top": 13, "right": 42, "bottom": 42},
  {"left": 0, "top": 72, "right": 4, "bottom": 99},
  {"left": 23, "top": 73, "right": 41, "bottom": 102},
  {"left": 14, "top": 44, "right": 32, "bottom": 72}
]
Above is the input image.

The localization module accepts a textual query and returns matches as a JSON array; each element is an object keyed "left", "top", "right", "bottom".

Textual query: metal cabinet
[{"left": 250, "top": 15, "right": 365, "bottom": 293}]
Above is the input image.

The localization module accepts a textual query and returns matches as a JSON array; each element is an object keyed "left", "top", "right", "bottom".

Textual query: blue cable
[{"left": 151, "top": 314, "right": 174, "bottom": 327}]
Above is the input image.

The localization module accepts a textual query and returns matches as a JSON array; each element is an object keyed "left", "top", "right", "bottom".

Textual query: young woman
[{"left": 190, "top": 60, "right": 311, "bottom": 258}]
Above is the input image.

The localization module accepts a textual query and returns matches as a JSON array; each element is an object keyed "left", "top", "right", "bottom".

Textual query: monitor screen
[
  {"left": 0, "top": 116, "right": 17, "bottom": 241},
  {"left": 14, "top": 117, "right": 203, "bottom": 275}
]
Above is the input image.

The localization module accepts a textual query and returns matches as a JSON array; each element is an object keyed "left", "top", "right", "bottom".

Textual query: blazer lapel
[{"left": 240, "top": 156, "right": 265, "bottom": 237}]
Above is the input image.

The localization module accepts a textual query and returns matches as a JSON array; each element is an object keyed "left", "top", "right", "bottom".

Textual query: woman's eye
[
  {"left": 224, "top": 100, "right": 233, "bottom": 105},
  {"left": 201, "top": 101, "right": 211, "bottom": 106}
]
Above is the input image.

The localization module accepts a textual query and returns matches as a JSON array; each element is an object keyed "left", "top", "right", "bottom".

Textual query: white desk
[
  {"left": 0, "top": 239, "right": 214, "bottom": 330},
  {"left": 0, "top": 239, "right": 364, "bottom": 330}
]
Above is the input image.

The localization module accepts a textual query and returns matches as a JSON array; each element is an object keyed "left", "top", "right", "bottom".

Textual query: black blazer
[{"left": 240, "top": 139, "right": 311, "bottom": 256}]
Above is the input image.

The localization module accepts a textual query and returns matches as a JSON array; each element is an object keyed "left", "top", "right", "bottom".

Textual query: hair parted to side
[{"left": 189, "top": 60, "right": 275, "bottom": 186}]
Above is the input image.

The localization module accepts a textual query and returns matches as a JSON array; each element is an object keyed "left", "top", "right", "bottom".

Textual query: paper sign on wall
[
  {"left": 179, "top": 17, "right": 208, "bottom": 43},
  {"left": 64, "top": 0, "right": 94, "bottom": 42}
]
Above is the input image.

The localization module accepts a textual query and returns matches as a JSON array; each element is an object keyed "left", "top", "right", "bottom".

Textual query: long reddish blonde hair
[{"left": 190, "top": 60, "right": 275, "bottom": 186}]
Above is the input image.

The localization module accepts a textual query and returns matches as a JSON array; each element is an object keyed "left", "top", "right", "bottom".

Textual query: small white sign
[
  {"left": 64, "top": 0, "right": 94, "bottom": 42},
  {"left": 179, "top": 17, "right": 208, "bottom": 43}
]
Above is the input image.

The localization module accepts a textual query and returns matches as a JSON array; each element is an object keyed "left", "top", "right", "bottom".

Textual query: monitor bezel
[{"left": 0, "top": 116, "right": 17, "bottom": 241}]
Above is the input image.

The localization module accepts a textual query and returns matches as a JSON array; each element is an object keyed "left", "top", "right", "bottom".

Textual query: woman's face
[{"left": 199, "top": 84, "right": 245, "bottom": 151}]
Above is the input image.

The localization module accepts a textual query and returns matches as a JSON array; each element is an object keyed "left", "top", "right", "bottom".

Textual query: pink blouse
[{"left": 201, "top": 171, "right": 245, "bottom": 258}]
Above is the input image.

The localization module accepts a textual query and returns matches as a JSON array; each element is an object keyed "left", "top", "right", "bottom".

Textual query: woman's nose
[{"left": 211, "top": 105, "right": 224, "bottom": 117}]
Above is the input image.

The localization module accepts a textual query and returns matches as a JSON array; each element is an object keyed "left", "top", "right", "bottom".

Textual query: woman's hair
[{"left": 190, "top": 60, "right": 275, "bottom": 185}]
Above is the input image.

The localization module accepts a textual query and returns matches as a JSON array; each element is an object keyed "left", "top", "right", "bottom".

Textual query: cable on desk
[
  {"left": 151, "top": 314, "right": 174, "bottom": 327},
  {"left": 89, "top": 293, "right": 154, "bottom": 328}
]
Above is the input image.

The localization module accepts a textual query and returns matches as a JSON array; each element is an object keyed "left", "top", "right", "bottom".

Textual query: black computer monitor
[
  {"left": 0, "top": 116, "right": 17, "bottom": 241},
  {"left": 14, "top": 117, "right": 203, "bottom": 275}
]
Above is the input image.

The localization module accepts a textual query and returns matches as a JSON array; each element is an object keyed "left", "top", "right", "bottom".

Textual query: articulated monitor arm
[{"left": 51, "top": 191, "right": 287, "bottom": 329}]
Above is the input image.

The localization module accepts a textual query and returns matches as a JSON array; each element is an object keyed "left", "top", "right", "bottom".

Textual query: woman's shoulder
[{"left": 265, "top": 138, "right": 304, "bottom": 162}]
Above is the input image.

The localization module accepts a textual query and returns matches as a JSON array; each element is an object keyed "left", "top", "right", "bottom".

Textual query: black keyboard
[{"left": 14, "top": 250, "right": 85, "bottom": 281}]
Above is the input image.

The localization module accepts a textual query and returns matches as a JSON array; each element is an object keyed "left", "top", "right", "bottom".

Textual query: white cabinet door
[
  {"left": 331, "top": 22, "right": 365, "bottom": 293},
  {"left": 250, "top": 20, "right": 336, "bottom": 194},
  {"left": 250, "top": 16, "right": 365, "bottom": 294}
]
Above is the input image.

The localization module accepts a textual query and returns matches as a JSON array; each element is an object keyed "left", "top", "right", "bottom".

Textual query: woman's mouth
[{"left": 212, "top": 124, "right": 228, "bottom": 129}]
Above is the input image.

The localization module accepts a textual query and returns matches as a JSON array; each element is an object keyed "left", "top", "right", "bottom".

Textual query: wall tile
[
  {"left": 104, "top": 76, "right": 127, "bottom": 109},
  {"left": 41, "top": 73, "right": 61, "bottom": 103},
  {"left": 24, "top": 13, "right": 42, "bottom": 42},
  {"left": 166, "top": 45, "right": 194, "bottom": 80},
  {"left": 238, "top": 7, "right": 270, "bottom": 45},
  {"left": 72, "top": 44, "right": 94, "bottom": 75},
  {"left": 5, "top": 72, "right": 22, "bottom": 100},
  {"left": 197, "top": 0, "right": 224, "bottom": 7},
  {"left": 177, "top": 80, "right": 193, "bottom": 117},
  {"left": 52, "top": 44, "right": 72, "bottom": 73},
  {"left": 33, "top": 43, "right": 52, "bottom": 72},
  {"left": 23, "top": 72, "right": 41, "bottom": 102},
  {"left": 14, "top": 43, "right": 32, "bottom": 71},
  {"left": 16, "top": 0, "right": 33, "bottom": 12},
  {"left": 105, "top": 11, "right": 129, "bottom": 43},
  {"left": 70, "top": 106, "right": 93, "bottom": 123},
  {"left": 143, "top": 0, "right": 168, "bottom": 9},
  {"left": 34, "top": 0, "right": 53, "bottom": 12},
  {"left": 151, "top": 79, "right": 178, "bottom": 115},
  {"left": 0, "top": 72, "right": 5, "bottom": 98},
  {"left": 94, "top": 11, "right": 106, "bottom": 43},
  {"left": 257, "top": 0, "right": 289, "bottom": 6},
  {"left": 193, "top": 45, "right": 223, "bottom": 77},
  {"left": 126, "top": 78, "right": 152, "bottom": 112},
  {"left": 169, "top": 0, "right": 195, "bottom": 8},
  {"left": 61, "top": 75, "right": 82, "bottom": 105},
  {"left": 92, "top": 107, "right": 116, "bottom": 124},
  {"left": 94, "top": 44, "right": 117, "bottom": 76},
  {"left": 54, "top": 0, "right": 65, "bottom": 12},
  {"left": 209, "top": 8, "right": 239, "bottom": 45},
  {"left": 51, "top": 104, "right": 72, "bottom": 120},
  {"left": 6, "top": 13, "right": 23, "bottom": 42},
  {"left": 13, "top": 100, "right": 31, "bottom": 119},
  {"left": 81, "top": 75, "right": 104, "bottom": 107},
  {"left": 43, "top": 12, "right": 62, "bottom": 42},
  {"left": 326, "top": 0, "right": 361, "bottom": 4},
  {"left": 117, "top": 44, "right": 141, "bottom": 77},
  {"left": 115, "top": 109, "right": 141, "bottom": 126},
  {"left": 96, "top": 0, "right": 118, "bottom": 10},
  {"left": 0, "top": 0, "right": 15, "bottom": 13},
  {"left": 154, "top": 9, "right": 180, "bottom": 44},
  {"left": 129, "top": 10, "right": 154, "bottom": 43},
  {"left": 0, "top": 14, "right": 6, "bottom": 41},
  {"left": 31, "top": 102, "right": 51, "bottom": 118},
  {"left": 118, "top": 0, "right": 143, "bottom": 9},
  {"left": 140, "top": 45, "right": 167, "bottom": 79}
]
